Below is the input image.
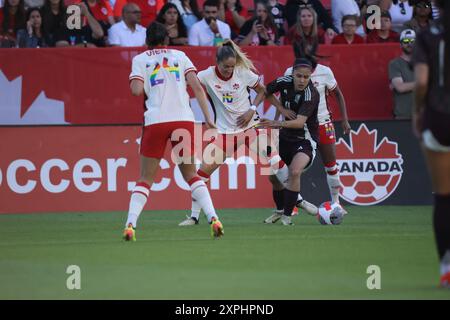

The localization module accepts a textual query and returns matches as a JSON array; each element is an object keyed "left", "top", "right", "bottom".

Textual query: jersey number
[{"left": 150, "top": 57, "right": 180, "bottom": 87}]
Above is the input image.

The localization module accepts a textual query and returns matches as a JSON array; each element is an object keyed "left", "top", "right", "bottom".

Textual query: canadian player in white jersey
[
  {"left": 123, "top": 22, "right": 224, "bottom": 241},
  {"left": 282, "top": 56, "right": 351, "bottom": 214},
  {"left": 178, "top": 39, "right": 289, "bottom": 226}
]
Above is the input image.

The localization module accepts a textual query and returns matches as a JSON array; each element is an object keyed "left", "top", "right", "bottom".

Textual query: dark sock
[
  {"left": 433, "top": 194, "right": 450, "bottom": 260},
  {"left": 273, "top": 189, "right": 285, "bottom": 211},
  {"left": 283, "top": 189, "right": 299, "bottom": 216}
]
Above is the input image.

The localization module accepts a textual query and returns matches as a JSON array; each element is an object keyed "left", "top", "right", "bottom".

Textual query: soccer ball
[{"left": 317, "top": 202, "right": 344, "bottom": 225}]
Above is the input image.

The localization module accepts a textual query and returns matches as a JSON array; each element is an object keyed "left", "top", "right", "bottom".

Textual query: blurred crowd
[{"left": 0, "top": 0, "right": 438, "bottom": 48}]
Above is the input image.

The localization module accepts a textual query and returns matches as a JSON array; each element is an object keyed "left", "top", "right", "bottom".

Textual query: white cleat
[
  {"left": 281, "top": 215, "right": 294, "bottom": 226},
  {"left": 178, "top": 215, "right": 199, "bottom": 226},
  {"left": 297, "top": 199, "right": 318, "bottom": 216},
  {"left": 340, "top": 205, "right": 348, "bottom": 216},
  {"left": 264, "top": 210, "right": 283, "bottom": 224}
]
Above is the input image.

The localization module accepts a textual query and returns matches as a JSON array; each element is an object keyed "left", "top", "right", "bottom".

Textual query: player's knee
[{"left": 289, "top": 167, "right": 303, "bottom": 179}]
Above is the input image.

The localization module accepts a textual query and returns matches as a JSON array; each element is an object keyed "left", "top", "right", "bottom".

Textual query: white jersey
[
  {"left": 129, "top": 48, "right": 197, "bottom": 126},
  {"left": 284, "top": 64, "right": 337, "bottom": 125},
  {"left": 198, "top": 66, "right": 261, "bottom": 134}
]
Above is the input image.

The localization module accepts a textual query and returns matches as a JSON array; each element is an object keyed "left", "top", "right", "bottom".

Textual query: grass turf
[{"left": 0, "top": 206, "right": 449, "bottom": 300}]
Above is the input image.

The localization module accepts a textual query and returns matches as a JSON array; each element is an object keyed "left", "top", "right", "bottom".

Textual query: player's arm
[
  {"left": 186, "top": 71, "right": 216, "bottom": 129},
  {"left": 265, "top": 78, "right": 296, "bottom": 120},
  {"left": 330, "top": 85, "right": 351, "bottom": 134},
  {"left": 78, "top": 2, "right": 104, "bottom": 39},
  {"left": 236, "top": 82, "right": 265, "bottom": 128},
  {"left": 130, "top": 79, "right": 144, "bottom": 96}
]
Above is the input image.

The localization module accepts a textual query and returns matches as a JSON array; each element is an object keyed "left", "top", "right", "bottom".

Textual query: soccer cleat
[
  {"left": 211, "top": 217, "right": 224, "bottom": 238},
  {"left": 281, "top": 215, "right": 294, "bottom": 226},
  {"left": 291, "top": 206, "right": 299, "bottom": 216},
  {"left": 340, "top": 204, "right": 348, "bottom": 215},
  {"left": 440, "top": 272, "right": 450, "bottom": 288},
  {"left": 178, "top": 215, "right": 199, "bottom": 226},
  {"left": 123, "top": 223, "right": 136, "bottom": 242},
  {"left": 296, "top": 199, "right": 318, "bottom": 216},
  {"left": 264, "top": 210, "right": 283, "bottom": 224}
]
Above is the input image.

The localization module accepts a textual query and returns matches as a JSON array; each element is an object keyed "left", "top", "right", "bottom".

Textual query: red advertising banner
[
  {"left": 0, "top": 44, "right": 401, "bottom": 125},
  {"left": 0, "top": 125, "right": 274, "bottom": 214}
]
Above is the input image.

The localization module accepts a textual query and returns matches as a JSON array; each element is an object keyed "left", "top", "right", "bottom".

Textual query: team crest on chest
[{"left": 233, "top": 83, "right": 240, "bottom": 90}]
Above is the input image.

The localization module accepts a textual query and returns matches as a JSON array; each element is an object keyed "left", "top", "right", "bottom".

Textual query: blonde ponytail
[{"left": 217, "top": 39, "right": 258, "bottom": 72}]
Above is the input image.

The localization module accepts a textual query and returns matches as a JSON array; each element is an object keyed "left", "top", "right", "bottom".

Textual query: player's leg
[
  {"left": 180, "top": 134, "right": 228, "bottom": 225},
  {"left": 263, "top": 174, "right": 285, "bottom": 223},
  {"left": 422, "top": 146, "right": 450, "bottom": 287},
  {"left": 123, "top": 123, "right": 169, "bottom": 241},
  {"left": 282, "top": 152, "right": 311, "bottom": 225}
]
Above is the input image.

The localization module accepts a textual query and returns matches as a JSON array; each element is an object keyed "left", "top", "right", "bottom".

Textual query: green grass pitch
[{"left": 0, "top": 206, "right": 449, "bottom": 300}]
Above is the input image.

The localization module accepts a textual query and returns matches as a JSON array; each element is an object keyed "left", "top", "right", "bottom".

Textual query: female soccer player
[
  {"left": 178, "top": 39, "right": 288, "bottom": 226},
  {"left": 282, "top": 50, "right": 351, "bottom": 216},
  {"left": 412, "top": 0, "right": 450, "bottom": 288},
  {"left": 123, "top": 22, "right": 224, "bottom": 240},
  {"left": 259, "top": 58, "right": 320, "bottom": 226}
]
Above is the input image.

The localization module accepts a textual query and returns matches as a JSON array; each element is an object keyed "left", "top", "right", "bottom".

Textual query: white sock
[
  {"left": 269, "top": 155, "right": 289, "bottom": 185},
  {"left": 325, "top": 163, "right": 341, "bottom": 204},
  {"left": 190, "top": 170, "right": 210, "bottom": 220},
  {"left": 125, "top": 182, "right": 150, "bottom": 228},
  {"left": 191, "top": 200, "right": 201, "bottom": 220},
  {"left": 189, "top": 177, "right": 217, "bottom": 223}
]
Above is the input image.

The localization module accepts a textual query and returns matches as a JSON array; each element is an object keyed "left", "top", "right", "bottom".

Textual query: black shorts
[
  {"left": 279, "top": 136, "right": 316, "bottom": 169},
  {"left": 423, "top": 108, "right": 450, "bottom": 147}
]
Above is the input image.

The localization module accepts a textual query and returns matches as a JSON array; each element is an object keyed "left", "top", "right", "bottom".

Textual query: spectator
[
  {"left": 285, "top": 5, "right": 324, "bottom": 51},
  {"left": 380, "top": 0, "right": 413, "bottom": 33},
  {"left": 16, "top": 7, "right": 48, "bottom": 47},
  {"left": 332, "top": 14, "right": 365, "bottom": 44},
  {"left": 41, "top": 0, "right": 66, "bottom": 47},
  {"left": 0, "top": 0, "right": 26, "bottom": 47},
  {"left": 237, "top": 0, "right": 277, "bottom": 46},
  {"left": 156, "top": 2, "right": 187, "bottom": 45},
  {"left": 108, "top": 2, "right": 145, "bottom": 46},
  {"left": 188, "top": 0, "right": 230, "bottom": 46},
  {"left": 366, "top": 10, "right": 399, "bottom": 43},
  {"left": 402, "top": 0, "right": 432, "bottom": 33},
  {"left": 169, "top": 0, "right": 202, "bottom": 32},
  {"left": 55, "top": 1, "right": 104, "bottom": 47},
  {"left": 24, "top": 0, "right": 43, "bottom": 8},
  {"left": 113, "top": 0, "right": 164, "bottom": 27},
  {"left": 218, "top": 0, "right": 250, "bottom": 38},
  {"left": 388, "top": 29, "right": 415, "bottom": 119},
  {"left": 331, "top": 0, "right": 365, "bottom": 36},
  {"left": 284, "top": 0, "right": 337, "bottom": 39},
  {"left": 267, "top": 0, "right": 287, "bottom": 43}
]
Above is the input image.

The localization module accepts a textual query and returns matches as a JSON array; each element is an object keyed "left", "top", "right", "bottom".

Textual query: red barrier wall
[{"left": 0, "top": 44, "right": 401, "bottom": 125}]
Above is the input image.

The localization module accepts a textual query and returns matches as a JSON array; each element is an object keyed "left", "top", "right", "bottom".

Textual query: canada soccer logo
[{"left": 336, "top": 124, "right": 403, "bottom": 206}]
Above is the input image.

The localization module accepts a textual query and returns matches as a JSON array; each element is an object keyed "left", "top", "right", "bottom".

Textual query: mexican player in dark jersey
[{"left": 258, "top": 58, "right": 320, "bottom": 226}]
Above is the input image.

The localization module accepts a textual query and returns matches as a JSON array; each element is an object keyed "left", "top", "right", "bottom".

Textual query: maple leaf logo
[{"left": 336, "top": 123, "right": 403, "bottom": 206}]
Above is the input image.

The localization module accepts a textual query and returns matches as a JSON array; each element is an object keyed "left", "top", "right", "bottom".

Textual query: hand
[
  {"left": 279, "top": 108, "right": 297, "bottom": 120},
  {"left": 326, "top": 28, "right": 336, "bottom": 39},
  {"left": 226, "top": 0, "right": 236, "bottom": 11},
  {"left": 257, "top": 118, "right": 282, "bottom": 129},
  {"left": 341, "top": 120, "right": 351, "bottom": 135},
  {"left": 205, "top": 118, "right": 217, "bottom": 130},
  {"left": 167, "top": 25, "right": 178, "bottom": 38},
  {"left": 236, "top": 109, "right": 255, "bottom": 128},
  {"left": 208, "top": 18, "right": 219, "bottom": 34},
  {"left": 26, "top": 20, "right": 33, "bottom": 35},
  {"left": 412, "top": 110, "right": 423, "bottom": 140}
]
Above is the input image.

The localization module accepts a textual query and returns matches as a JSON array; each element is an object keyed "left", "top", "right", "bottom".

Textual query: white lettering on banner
[
  {"left": 1, "top": 157, "right": 257, "bottom": 195},
  {"left": 7, "top": 159, "right": 37, "bottom": 194},
  {"left": 73, "top": 159, "right": 102, "bottom": 192},
  {"left": 41, "top": 159, "right": 70, "bottom": 193},
  {"left": 107, "top": 158, "right": 127, "bottom": 191}
]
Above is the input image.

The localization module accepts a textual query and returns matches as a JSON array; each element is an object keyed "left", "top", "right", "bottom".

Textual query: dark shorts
[
  {"left": 279, "top": 136, "right": 316, "bottom": 169},
  {"left": 424, "top": 108, "right": 450, "bottom": 147}
]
